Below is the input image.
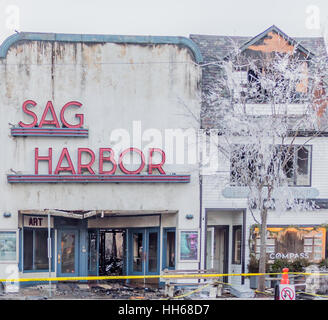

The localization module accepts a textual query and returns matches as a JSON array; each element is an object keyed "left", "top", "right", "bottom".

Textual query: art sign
[{"left": 23, "top": 216, "right": 53, "bottom": 228}]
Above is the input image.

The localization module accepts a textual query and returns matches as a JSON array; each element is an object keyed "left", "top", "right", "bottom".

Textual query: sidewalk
[
  {"left": 0, "top": 282, "right": 166, "bottom": 300},
  {"left": 0, "top": 282, "right": 320, "bottom": 300},
  {"left": 0, "top": 282, "right": 271, "bottom": 300}
]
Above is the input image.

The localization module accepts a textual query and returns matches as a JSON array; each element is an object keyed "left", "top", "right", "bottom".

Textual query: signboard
[
  {"left": 222, "top": 186, "right": 319, "bottom": 199},
  {"left": 253, "top": 227, "right": 326, "bottom": 263},
  {"left": 23, "top": 216, "right": 53, "bottom": 228},
  {"left": 7, "top": 100, "right": 191, "bottom": 184},
  {"left": 279, "top": 284, "right": 296, "bottom": 300}
]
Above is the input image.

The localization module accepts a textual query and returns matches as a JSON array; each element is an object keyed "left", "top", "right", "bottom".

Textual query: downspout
[
  {"left": 241, "top": 209, "right": 246, "bottom": 285},
  {"left": 48, "top": 212, "right": 52, "bottom": 297},
  {"left": 199, "top": 174, "right": 203, "bottom": 272}
]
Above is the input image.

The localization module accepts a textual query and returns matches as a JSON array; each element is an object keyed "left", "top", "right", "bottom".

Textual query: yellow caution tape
[
  {"left": 0, "top": 271, "right": 313, "bottom": 283},
  {"left": 2, "top": 272, "right": 328, "bottom": 299}
]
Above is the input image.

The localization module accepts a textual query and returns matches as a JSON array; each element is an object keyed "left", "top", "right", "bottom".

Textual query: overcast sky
[{"left": 0, "top": 0, "right": 327, "bottom": 44}]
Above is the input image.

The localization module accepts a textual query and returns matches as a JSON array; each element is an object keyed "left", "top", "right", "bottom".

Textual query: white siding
[{"left": 201, "top": 135, "right": 328, "bottom": 287}]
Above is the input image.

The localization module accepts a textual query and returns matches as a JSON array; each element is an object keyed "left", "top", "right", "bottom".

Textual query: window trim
[
  {"left": 284, "top": 145, "right": 312, "bottom": 187},
  {"left": 162, "top": 228, "right": 176, "bottom": 270},
  {"left": 232, "top": 225, "right": 242, "bottom": 265}
]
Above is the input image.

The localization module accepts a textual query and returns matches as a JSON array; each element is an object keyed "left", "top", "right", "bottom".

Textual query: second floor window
[
  {"left": 230, "top": 144, "right": 311, "bottom": 187},
  {"left": 245, "top": 67, "right": 308, "bottom": 104}
]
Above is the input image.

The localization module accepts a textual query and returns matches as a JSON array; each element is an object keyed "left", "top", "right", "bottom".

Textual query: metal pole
[
  {"left": 143, "top": 228, "right": 146, "bottom": 287},
  {"left": 48, "top": 212, "right": 52, "bottom": 298}
]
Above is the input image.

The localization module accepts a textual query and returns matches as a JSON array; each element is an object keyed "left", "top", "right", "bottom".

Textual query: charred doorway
[{"left": 99, "top": 229, "right": 126, "bottom": 276}]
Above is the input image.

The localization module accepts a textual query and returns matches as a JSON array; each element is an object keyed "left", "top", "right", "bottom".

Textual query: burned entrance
[
  {"left": 87, "top": 228, "right": 126, "bottom": 276},
  {"left": 99, "top": 229, "right": 126, "bottom": 276}
]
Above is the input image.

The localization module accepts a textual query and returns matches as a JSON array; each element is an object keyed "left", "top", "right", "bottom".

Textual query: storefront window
[
  {"left": 23, "top": 229, "right": 33, "bottom": 269},
  {"left": 232, "top": 226, "right": 242, "bottom": 264},
  {"left": 165, "top": 231, "right": 175, "bottom": 269},
  {"left": 148, "top": 232, "right": 158, "bottom": 272},
  {"left": 88, "top": 231, "right": 98, "bottom": 273},
  {"left": 34, "top": 230, "right": 48, "bottom": 269},
  {"left": 23, "top": 229, "right": 50, "bottom": 271},
  {"left": 132, "top": 233, "right": 143, "bottom": 272},
  {"left": 0, "top": 231, "right": 17, "bottom": 262},
  {"left": 61, "top": 232, "right": 76, "bottom": 274},
  {"left": 253, "top": 227, "right": 326, "bottom": 263}
]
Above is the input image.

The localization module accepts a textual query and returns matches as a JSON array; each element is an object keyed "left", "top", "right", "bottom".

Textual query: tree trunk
[{"left": 258, "top": 207, "right": 268, "bottom": 292}]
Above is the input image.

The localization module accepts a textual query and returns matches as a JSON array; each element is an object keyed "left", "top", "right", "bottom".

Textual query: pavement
[
  {"left": 0, "top": 282, "right": 321, "bottom": 300},
  {"left": 0, "top": 282, "right": 262, "bottom": 300},
  {"left": 0, "top": 282, "right": 171, "bottom": 300}
]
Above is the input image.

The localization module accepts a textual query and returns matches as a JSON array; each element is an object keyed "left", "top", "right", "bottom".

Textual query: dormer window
[{"left": 229, "top": 27, "right": 313, "bottom": 104}]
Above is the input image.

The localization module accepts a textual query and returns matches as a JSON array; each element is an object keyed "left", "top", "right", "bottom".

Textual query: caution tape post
[{"left": 275, "top": 268, "right": 295, "bottom": 300}]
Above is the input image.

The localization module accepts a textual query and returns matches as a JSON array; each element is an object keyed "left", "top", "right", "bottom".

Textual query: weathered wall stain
[{"left": 51, "top": 42, "right": 55, "bottom": 100}]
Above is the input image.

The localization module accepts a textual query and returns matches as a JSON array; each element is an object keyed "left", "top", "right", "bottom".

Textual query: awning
[{"left": 19, "top": 209, "right": 178, "bottom": 219}]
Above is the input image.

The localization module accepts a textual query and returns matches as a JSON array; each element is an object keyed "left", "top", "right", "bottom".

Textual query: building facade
[
  {"left": 0, "top": 32, "right": 202, "bottom": 285},
  {"left": 1, "top": 26, "right": 328, "bottom": 292},
  {"left": 191, "top": 25, "right": 328, "bottom": 289}
]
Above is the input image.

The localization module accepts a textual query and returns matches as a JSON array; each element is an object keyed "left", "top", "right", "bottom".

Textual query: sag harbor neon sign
[{"left": 7, "top": 100, "right": 190, "bottom": 183}]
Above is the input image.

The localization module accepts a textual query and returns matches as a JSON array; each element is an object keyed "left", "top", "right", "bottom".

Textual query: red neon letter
[
  {"left": 60, "top": 101, "right": 84, "bottom": 128},
  {"left": 35, "top": 148, "right": 52, "bottom": 174},
  {"left": 78, "top": 148, "right": 95, "bottom": 174},
  {"left": 119, "top": 148, "right": 145, "bottom": 174},
  {"left": 148, "top": 148, "right": 166, "bottom": 174},
  {"left": 38, "top": 101, "right": 60, "bottom": 128},
  {"left": 54, "top": 148, "right": 76, "bottom": 174},
  {"left": 19, "top": 100, "right": 38, "bottom": 128},
  {"left": 99, "top": 148, "right": 117, "bottom": 174}
]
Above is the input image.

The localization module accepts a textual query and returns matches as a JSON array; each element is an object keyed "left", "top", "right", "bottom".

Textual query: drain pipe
[
  {"left": 48, "top": 211, "right": 52, "bottom": 298},
  {"left": 199, "top": 174, "right": 203, "bottom": 274}
]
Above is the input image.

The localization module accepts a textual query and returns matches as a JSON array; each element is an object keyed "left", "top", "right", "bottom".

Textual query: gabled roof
[
  {"left": 190, "top": 26, "right": 327, "bottom": 92},
  {"left": 238, "top": 25, "right": 315, "bottom": 59},
  {"left": 190, "top": 25, "right": 326, "bottom": 63}
]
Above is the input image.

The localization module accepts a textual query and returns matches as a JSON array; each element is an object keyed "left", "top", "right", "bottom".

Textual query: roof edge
[{"left": 0, "top": 32, "right": 203, "bottom": 63}]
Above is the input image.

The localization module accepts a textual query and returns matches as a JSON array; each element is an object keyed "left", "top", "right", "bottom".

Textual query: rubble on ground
[{"left": 0, "top": 282, "right": 166, "bottom": 300}]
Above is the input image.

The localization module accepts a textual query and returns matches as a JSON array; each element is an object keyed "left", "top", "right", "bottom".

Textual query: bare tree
[{"left": 201, "top": 39, "right": 328, "bottom": 292}]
